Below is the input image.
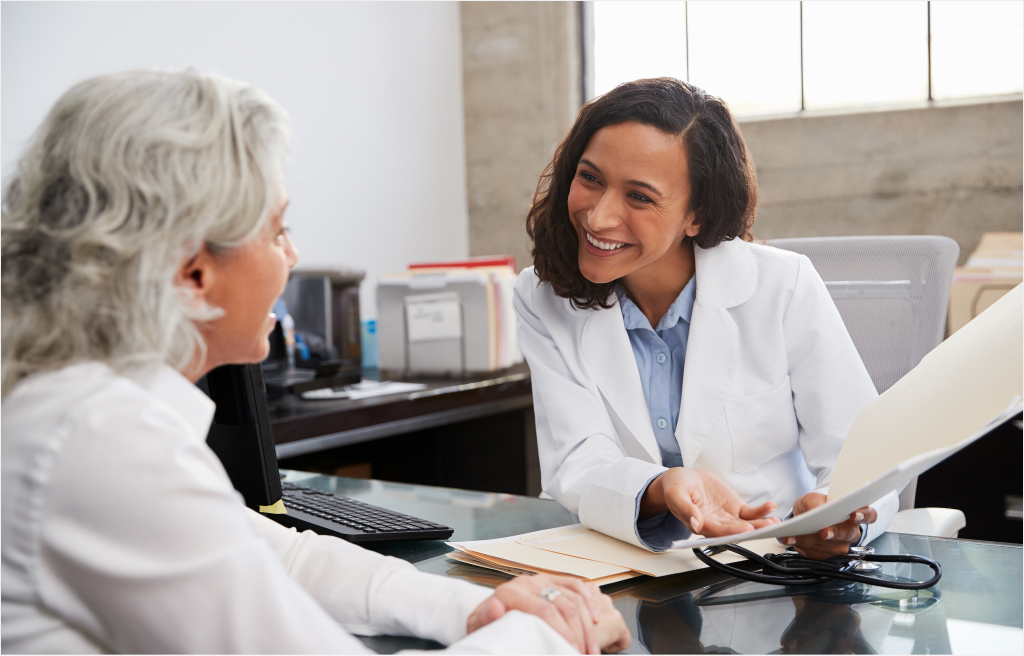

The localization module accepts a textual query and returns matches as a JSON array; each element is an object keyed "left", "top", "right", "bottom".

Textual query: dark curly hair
[{"left": 527, "top": 77, "right": 758, "bottom": 309}]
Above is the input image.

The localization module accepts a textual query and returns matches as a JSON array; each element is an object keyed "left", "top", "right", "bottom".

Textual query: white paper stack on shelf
[
  {"left": 672, "top": 283, "right": 1024, "bottom": 550},
  {"left": 376, "top": 256, "right": 523, "bottom": 374},
  {"left": 447, "top": 524, "right": 787, "bottom": 585}
]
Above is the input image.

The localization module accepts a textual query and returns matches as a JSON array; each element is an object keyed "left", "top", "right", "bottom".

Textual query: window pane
[
  {"left": 931, "top": 1, "right": 1024, "bottom": 100},
  {"left": 593, "top": 1, "right": 688, "bottom": 98},
  {"left": 687, "top": 1, "right": 801, "bottom": 117},
  {"left": 803, "top": 1, "right": 929, "bottom": 111}
]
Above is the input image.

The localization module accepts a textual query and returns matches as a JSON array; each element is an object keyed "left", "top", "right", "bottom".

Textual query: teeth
[{"left": 586, "top": 232, "right": 626, "bottom": 251}]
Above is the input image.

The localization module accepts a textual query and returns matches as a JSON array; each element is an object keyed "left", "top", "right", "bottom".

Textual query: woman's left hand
[{"left": 780, "top": 492, "right": 877, "bottom": 560}]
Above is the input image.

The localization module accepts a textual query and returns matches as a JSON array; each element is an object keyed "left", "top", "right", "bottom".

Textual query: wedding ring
[{"left": 539, "top": 587, "right": 563, "bottom": 602}]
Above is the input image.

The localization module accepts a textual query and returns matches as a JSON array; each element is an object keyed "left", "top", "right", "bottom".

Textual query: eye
[
  {"left": 578, "top": 171, "right": 599, "bottom": 184},
  {"left": 628, "top": 191, "right": 653, "bottom": 204},
  {"left": 274, "top": 225, "right": 291, "bottom": 245}
]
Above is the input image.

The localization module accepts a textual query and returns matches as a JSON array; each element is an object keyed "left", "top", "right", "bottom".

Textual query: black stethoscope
[{"left": 692, "top": 542, "right": 942, "bottom": 590}]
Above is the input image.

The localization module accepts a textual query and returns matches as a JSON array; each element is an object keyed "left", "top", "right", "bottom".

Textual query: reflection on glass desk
[{"left": 283, "top": 472, "right": 1024, "bottom": 655}]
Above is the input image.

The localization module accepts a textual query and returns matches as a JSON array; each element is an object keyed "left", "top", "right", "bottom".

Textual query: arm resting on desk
[{"left": 247, "top": 510, "right": 577, "bottom": 653}]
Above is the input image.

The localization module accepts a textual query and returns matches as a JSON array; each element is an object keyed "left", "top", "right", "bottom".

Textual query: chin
[{"left": 578, "top": 256, "right": 618, "bottom": 285}]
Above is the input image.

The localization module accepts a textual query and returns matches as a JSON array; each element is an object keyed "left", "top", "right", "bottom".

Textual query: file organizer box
[
  {"left": 377, "top": 268, "right": 528, "bottom": 374},
  {"left": 377, "top": 272, "right": 489, "bottom": 374}
]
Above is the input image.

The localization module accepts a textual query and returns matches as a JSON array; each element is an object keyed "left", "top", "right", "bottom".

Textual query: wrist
[{"left": 639, "top": 472, "right": 668, "bottom": 520}]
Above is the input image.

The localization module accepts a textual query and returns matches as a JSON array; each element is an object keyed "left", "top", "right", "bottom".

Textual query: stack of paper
[{"left": 447, "top": 524, "right": 787, "bottom": 585}]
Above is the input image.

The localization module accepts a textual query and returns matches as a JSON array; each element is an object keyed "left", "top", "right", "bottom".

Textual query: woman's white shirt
[
  {"left": 0, "top": 362, "right": 576, "bottom": 654},
  {"left": 513, "top": 238, "right": 898, "bottom": 550}
]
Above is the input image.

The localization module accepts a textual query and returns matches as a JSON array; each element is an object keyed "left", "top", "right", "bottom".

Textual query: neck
[{"left": 623, "top": 241, "right": 695, "bottom": 329}]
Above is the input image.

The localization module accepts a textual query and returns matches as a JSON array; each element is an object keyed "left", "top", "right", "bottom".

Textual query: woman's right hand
[
  {"left": 640, "top": 468, "right": 780, "bottom": 536},
  {"left": 466, "top": 573, "right": 631, "bottom": 653}
]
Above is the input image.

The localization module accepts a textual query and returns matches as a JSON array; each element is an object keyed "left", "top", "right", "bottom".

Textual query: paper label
[{"left": 405, "top": 292, "right": 462, "bottom": 343}]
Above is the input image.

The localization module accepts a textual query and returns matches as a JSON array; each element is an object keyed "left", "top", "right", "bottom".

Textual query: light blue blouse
[{"left": 617, "top": 277, "right": 696, "bottom": 549}]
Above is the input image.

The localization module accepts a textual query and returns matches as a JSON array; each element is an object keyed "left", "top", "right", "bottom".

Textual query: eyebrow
[{"left": 578, "top": 158, "right": 663, "bottom": 198}]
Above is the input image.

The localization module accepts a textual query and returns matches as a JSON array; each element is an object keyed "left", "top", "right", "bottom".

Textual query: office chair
[{"left": 767, "top": 235, "right": 966, "bottom": 538}]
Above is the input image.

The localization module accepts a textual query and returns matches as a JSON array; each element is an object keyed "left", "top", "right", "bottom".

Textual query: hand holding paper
[
  {"left": 641, "top": 467, "right": 780, "bottom": 536},
  {"left": 781, "top": 492, "right": 877, "bottom": 559}
]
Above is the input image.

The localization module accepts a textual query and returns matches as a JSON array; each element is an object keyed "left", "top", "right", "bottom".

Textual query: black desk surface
[
  {"left": 283, "top": 470, "right": 1024, "bottom": 655},
  {"left": 269, "top": 364, "right": 531, "bottom": 459}
]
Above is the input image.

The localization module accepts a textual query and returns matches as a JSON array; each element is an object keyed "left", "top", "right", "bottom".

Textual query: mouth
[{"left": 583, "top": 231, "right": 633, "bottom": 257}]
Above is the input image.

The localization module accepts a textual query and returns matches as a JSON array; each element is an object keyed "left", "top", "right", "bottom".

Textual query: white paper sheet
[{"left": 672, "top": 283, "right": 1023, "bottom": 550}]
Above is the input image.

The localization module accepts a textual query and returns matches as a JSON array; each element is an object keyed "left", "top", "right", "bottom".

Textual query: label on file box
[{"left": 405, "top": 292, "right": 463, "bottom": 342}]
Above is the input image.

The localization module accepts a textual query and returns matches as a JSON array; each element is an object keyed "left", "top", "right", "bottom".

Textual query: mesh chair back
[{"left": 766, "top": 236, "right": 960, "bottom": 510}]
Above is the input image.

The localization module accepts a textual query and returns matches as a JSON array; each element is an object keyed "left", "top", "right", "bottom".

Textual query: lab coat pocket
[{"left": 725, "top": 377, "right": 799, "bottom": 474}]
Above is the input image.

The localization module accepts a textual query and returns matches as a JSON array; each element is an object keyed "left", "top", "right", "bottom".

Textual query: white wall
[{"left": 1, "top": 1, "right": 470, "bottom": 319}]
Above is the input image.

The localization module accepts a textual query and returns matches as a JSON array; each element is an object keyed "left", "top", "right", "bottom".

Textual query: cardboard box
[{"left": 948, "top": 233, "right": 1022, "bottom": 335}]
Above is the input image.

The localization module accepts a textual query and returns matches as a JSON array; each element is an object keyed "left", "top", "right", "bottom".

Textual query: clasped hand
[{"left": 467, "top": 573, "right": 630, "bottom": 654}]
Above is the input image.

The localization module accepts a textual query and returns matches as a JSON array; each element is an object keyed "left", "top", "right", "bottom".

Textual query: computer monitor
[{"left": 196, "top": 363, "right": 283, "bottom": 509}]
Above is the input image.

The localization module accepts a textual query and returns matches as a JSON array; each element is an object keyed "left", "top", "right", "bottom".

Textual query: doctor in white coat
[{"left": 515, "top": 78, "right": 897, "bottom": 559}]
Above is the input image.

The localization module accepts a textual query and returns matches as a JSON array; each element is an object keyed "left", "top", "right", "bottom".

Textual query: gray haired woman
[{"left": 0, "top": 69, "right": 629, "bottom": 654}]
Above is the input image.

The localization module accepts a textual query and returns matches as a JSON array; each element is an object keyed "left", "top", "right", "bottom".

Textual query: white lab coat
[{"left": 514, "top": 237, "right": 898, "bottom": 550}]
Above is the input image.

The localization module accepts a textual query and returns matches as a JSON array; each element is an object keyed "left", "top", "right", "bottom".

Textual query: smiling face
[
  {"left": 567, "top": 121, "right": 701, "bottom": 287},
  {"left": 190, "top": 194, "right": 299, "bottom": 374}
]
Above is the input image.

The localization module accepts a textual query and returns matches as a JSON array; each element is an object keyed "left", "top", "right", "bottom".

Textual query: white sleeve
[
  {"left": 249, "top": 514, "right": 578, "bottom": 654},
  {"left": 782, "top": 256, "right": 897, "bottom": 535},
  {"left": 513, "top": 273, "right": 665, "bottom": 550},
  {"left": 41, "top": 396, "right": 574, "bottom": 653},
  {"left": 247, "top": 510, "right": 492, "bottom": 643}
]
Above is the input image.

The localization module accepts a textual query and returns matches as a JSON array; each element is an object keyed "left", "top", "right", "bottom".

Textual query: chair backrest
[{"left": 766, "top": 235, "right": 960, "bottom": 510}]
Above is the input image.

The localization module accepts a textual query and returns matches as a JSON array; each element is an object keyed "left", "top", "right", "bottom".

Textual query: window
[
  {"left": 802, "top": 1, "right": 928, "bottom": 110},
  {"left": 688, "top": 1, "right": 802, "bottom": 116},
  {"left": 588, "top": 0, "right": 1024, "bottom": 117},
  {"left": 930, "top": 1, "right": 1024, "bottom": 100}
]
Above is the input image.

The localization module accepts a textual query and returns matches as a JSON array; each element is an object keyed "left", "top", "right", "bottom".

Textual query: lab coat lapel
[
  {"left": 581, "top": 300, "right": 662, "bottom": 464},
  {"left": 677, "top": 239, "right": 757, "bottom": 466}
]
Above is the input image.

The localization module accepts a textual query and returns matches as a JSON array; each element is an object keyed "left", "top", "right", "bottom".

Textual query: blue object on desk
[{"left": 361, "top": 319, "right": 378, "bottom": 369}]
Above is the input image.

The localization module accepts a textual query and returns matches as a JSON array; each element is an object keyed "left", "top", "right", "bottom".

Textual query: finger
[
  {"left": 555, "top": 578, "right": 599, "bottom": 623},
  {"left": 790, "top": 534, "right": 848, "bottom": 560},
  {"left": 840, "top": 506, "right": 869, "bottom": 525},
  {"left": 552, "top": 588, "right": 597, "bottom": 654},
  {"left": 843, "top": 506, "right": 877, "bottom": 525},
  {"left": 592, "top": 593, "right": 631, "bottom": 653},
  {"left": 467, "top": 596, "right": 505, "bottom": 633},
  {"left": 664, "top": 485, "right": 703, "bottom": 533},
  {"left": 793, "top": 492, "right": 828, "bottom": 515},
  {"left": 748, "top": 517, "right": 781, "bottom": 529},
  {"left": 498, "top": 584, "right": 580, "bottom": 651},
  {"left": 817, "top": 523, "right": 860, "bottom": 543},
  {"left": 738, "top": 501, "right": 777, "bottom": 521},
  {"left": 701, "top": 516, "right": 755, "bottom": 537}
]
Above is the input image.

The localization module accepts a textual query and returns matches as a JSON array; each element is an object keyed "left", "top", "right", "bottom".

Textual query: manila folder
[{"left": 673, "top": 283, "right": 1023, "bottom": 550}]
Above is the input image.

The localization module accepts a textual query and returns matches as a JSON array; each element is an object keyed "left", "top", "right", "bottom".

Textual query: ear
[
  {"left": 174, "top": 245, "right": 217, "bottom": 309},
  {"left": 684, "top": 208, "right": 703, "bottom": 239}
]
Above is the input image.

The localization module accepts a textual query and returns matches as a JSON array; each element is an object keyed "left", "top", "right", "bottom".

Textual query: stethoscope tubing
[{"left": 692, "top": 543, "right": 942, "bottom": 590}]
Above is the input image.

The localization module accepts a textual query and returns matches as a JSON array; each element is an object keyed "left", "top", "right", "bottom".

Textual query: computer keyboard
[{"left": 274, "top": 482, "right": 454, "bottom": 543}]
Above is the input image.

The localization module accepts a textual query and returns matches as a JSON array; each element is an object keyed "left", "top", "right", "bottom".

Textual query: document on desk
[
  {"left": 447, "top": 531, "right": 636, "bottom": 581},
  {"left": 516, "top": 524, "right": 786, "bottom": 578},
  {"left": 672, "top": 283, "right": 1024, "bottom": 550}
]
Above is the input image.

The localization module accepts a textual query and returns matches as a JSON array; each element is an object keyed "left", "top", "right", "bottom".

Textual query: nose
[
  {"left": 285, "top": 232, "right": 300, "bottom": 268},
  {"left": 586, "top": 191, "right": 624, "bottom": 233}
]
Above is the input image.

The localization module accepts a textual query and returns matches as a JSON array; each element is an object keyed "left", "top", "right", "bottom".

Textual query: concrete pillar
[{"left": 460, "top": 2, "right": 581, "bottom": 271}]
